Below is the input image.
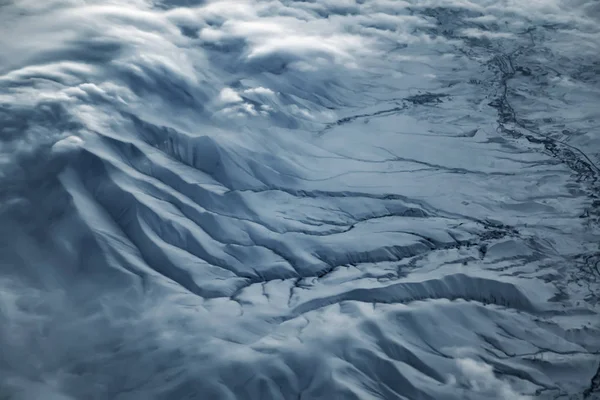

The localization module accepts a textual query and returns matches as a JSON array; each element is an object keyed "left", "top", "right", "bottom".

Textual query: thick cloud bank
[{"left": 1, "top": 0, "right": 600, "bottom": 399}]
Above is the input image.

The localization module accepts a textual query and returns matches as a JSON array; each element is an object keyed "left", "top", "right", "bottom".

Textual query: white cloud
[
  {"left": 461, "top": 28, "right": 515, "bottom": 39},
  {"left": 218, "top": 87, "right": 243, "bottom": 103},
  {"left": 243, "top": 87, "right": 275, "bottom": 96},
  {"left": 454, "top": 358, "right": 532, "bottom": 400}
]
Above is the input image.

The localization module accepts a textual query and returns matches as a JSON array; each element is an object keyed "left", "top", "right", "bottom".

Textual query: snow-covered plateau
[{"left": 1, "top": 0, "right": 599, "bottom": 399}]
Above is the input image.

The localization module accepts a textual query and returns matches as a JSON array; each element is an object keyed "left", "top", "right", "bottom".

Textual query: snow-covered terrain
[{"left": 1, "top": 0, "right": 599, "bottom": 399}]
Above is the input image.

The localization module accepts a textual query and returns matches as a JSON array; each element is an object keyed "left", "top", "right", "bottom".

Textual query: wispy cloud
[{"left": 452, "top": 358, "right": 532, "bottom": 400}]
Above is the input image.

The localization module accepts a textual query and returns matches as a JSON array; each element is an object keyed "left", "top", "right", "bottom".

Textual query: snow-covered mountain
[{"left": 1, "top": 0, "right": 599, "bottom": 398}]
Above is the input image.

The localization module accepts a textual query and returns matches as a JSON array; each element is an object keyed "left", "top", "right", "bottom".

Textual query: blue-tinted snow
[{"left": 1, "top": 0, "right": 599, "bottom": 399}]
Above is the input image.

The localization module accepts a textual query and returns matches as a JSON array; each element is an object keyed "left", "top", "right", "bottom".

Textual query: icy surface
[{"left": 1, "top": 0, "right": 600, "bottom": 399}]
